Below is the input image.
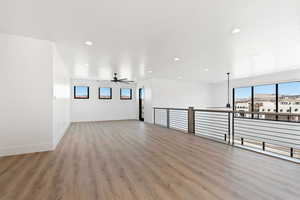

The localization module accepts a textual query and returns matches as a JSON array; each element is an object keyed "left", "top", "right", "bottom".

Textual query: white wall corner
[
  {"left": 52, "top": 43, "right": 71, "bottom": 150},
  {"left": 52, "top": 122, "right": 70, "bottom": 150}
]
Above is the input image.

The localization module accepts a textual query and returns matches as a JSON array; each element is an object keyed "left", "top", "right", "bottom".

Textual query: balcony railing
[{"left": 153, "top": 107, "right": 300, "bottom": 162}]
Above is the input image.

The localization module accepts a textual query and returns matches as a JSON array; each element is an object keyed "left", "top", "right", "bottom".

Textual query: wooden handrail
[
  {"left": 153, "top": 107, "right": 188, "bottom": 111},
  {"left": 153, "top": 107, "right": 300, "bottom": 117},
  {"left": 194, "top": 109, "right": 300, "bottom": 117}
]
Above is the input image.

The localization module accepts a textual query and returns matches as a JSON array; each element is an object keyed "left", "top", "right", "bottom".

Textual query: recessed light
[
  {"left": 85, "top": 63, "right": 89, "bottom": 67},
  {"left": 148, "top": 70, "right": 153, "bottom": 73},
  {"left": 204, "top": 68, "right": 209, "bottom": 71},
  {"left": 85, "top": 41, "right": 93, "bottom": 46},
  {"left": 174, "top": 57, "right": 180, "bottom": 61},
  {"left": 177, "top": 76, "right": 183, "bottom": 79},
  {"left": 231, "top": 28, "right": 241, "bottom": 34}
]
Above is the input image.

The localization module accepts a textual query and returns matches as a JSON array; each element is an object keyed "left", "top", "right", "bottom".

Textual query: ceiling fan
[{"left": 110, "top": 73, "right": 134, "bottom": 84}]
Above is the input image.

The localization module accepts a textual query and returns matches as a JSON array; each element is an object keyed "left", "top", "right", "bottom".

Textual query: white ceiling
[{"left": 0, "top": 0, "right": 300, "bottom": 82}]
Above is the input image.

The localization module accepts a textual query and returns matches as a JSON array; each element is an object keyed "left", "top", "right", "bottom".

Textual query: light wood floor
[{"left": 1, "top": 121, "right": 300, "bottom": 200}]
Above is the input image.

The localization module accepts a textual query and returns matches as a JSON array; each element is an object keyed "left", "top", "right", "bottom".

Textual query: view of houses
[
  {"left": 234, "top": 82, "right": 300, "bottom": 121},
  {"left": 236, "top": 94, "right": 300, "bottom": 110},
  {"left": 235, "top": 93, "right": 300, "bottom": 121}
]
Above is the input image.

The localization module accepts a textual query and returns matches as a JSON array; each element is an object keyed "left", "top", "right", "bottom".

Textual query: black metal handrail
[
  {"left": 195, "top": 108, "right": 300, "bottom": 117},
  {"left": 154, "top": 107, "right": 189, "bottom": 111},
  {"left": 153, "top": 107, "right": 300, "bottom": 162}
]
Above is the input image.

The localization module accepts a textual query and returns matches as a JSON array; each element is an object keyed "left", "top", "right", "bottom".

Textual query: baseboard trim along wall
[
  {"left": 0, "top": 123, "right": 71, "bottom": 157},
  {"left": 0, "top": 143, "right": 53, "bottom": 157}
]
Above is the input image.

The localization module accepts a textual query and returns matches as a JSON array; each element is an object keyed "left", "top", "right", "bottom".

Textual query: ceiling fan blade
[
  {"left": 110, "top": 73, "right": 134, "bottom": 83},
  {"left": 119, "top": 80, "right": 134, "bottom": 82}
]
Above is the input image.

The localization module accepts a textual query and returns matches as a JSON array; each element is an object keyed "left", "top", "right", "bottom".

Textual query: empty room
[{"left": 1, "top": 0, "right": 300, "bottom": 199}]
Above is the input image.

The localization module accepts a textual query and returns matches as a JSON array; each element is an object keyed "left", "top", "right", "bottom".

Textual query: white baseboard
[
  {"left": 0, "top": 143, "right": 53, "bottom": 157},
  {"left": 0, "top": 122, "right": 71, "bottom": 157}
]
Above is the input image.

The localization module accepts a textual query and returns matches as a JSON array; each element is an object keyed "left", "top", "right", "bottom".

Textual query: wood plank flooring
[{"left": 0, "top": 120, "right": 300, "bottom": 200}]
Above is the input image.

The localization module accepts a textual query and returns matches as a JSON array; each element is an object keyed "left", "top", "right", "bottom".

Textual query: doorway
[{"left": 139, "top": 88, "right": 144, "bottom": 121}]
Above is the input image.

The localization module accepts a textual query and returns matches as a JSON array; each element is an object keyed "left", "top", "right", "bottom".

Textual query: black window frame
[
  {"left": 99, "top": 87, "right": 112, "bottom": 100},
  {"left": 120, "top": 88, "right": 132, "bottom": 100},
  {"left": 233, "top": 81, "right": 300, "bottom": 123},
  {"left": 74, "top": 86, "right": 89, "bottom": 99}
]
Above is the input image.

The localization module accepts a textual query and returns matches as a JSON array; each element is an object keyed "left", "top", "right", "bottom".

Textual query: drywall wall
[
  {"left": 71, "top": 79, "right": 138, "bottom": 122},
  {"left": 210, "top": 68, "right": 300, "bottom": 107},
  {"left": 0, "top": 34, "right": 53, "bottom": 156},
  {"left": 138, "top": 78, "right": 213, "bottom": 123},
  {"left": 52, "top": 45, "right": 71, "bottom": 148},
  {"left": 151, "top": 78, "right": 213, "bottom": 108},
  {"left": 0, "top": 34, "right": 71, "bottom": 156}
]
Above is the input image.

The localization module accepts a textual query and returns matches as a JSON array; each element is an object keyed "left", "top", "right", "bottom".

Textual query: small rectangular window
[
  {"left": 74, "top": 86, "right": 89, "bottom": 99},
  {"left": 99, "top": 88, "right": 112, "bottom": 99},
  {"left": 120, "top": 88, "right": 132, "bottom": 100}
]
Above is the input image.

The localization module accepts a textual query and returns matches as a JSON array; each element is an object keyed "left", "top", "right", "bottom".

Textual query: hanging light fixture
[
  {"left": 205, "top": 72, "right": 232, "bottom": 110},
  {"left": 226, "top": 72, "right": 231, "bottom": 108}
]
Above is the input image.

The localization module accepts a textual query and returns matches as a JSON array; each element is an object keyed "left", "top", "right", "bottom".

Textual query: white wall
[
  {"left": 0, "top": 34, "right": 71, "bottom": 156},
  {"left": 211, "top": 68, "right": 300, "bottom": 107},
  {"left": 52, "top": 45, "right": 71, "bottom": 148},
  {"left": 0, "top": 34, "right": 53, "bottom": 156},
  {"left": 138, "top": 78, "right": 213, "bottom": 123},
  {"left": 71, "top": 80, "right": 138, "bottom": 122},
  {"left": 151, "top": 78, "right": 213, "bottom": 108}
]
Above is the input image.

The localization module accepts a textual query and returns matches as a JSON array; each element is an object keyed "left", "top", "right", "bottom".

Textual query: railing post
[
  {"left": 167, "top": 108, "right": 170, "bottom": 128},
  {"left": 290, "top": 148, "right": 294, "bottom": 157},
  {"left": 188, "top": 107, "right": 195, "bottom": 134},
  {"left": 231, "top": 112, "right": 234, "bottom": 145},
  {"left": 153, "top": 108, "right": 156, "bottom": 125},
  {"left": 228, "top": 112, "right": 231, "bottom": 144}
]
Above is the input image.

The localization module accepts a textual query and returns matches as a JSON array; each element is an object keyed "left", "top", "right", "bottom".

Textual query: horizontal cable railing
[
  {"left": 154, "top": 107, "right": 189, "bottom": 132},
  {"left": 195, "top": 110, "right": 230, "bottom": 143},
  {"left": 169, "top": 109, "right": 188, "bottom": 132},
  {"left": 153, "top": 108, "right": 167, "bottom": 127},
  {"left": 153, "top": 107, "right": 300, "bottom": 162}
]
